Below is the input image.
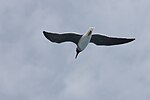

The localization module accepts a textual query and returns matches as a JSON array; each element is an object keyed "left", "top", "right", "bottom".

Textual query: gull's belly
[{"left": 78, "top": 35, "right": 91, "bottom": 51}]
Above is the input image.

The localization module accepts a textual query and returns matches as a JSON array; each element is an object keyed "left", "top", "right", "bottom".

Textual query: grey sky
[{"left": 0, "top": 0, "right": 150, "bottom": 100}]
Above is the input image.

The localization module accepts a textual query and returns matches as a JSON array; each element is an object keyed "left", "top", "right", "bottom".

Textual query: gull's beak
[
  {"left": 75, "top": 52, "right": 79, "bottom": 59},
  {"left": 75, "top": 48, "right": 81, "bottom": 59}
]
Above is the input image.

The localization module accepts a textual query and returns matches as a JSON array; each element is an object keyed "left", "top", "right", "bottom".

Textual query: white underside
[{"left": 78, "top": 33, "right": 92, "bottom": 51}]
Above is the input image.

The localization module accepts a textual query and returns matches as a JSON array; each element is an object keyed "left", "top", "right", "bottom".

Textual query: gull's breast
[{"left": 78, "top": 34, "right": 92, "bottom": 51}]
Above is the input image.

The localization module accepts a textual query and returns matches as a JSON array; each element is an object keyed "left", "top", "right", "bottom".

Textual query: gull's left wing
[{"left": 90, "top": 34, "right": 135, "bottom": 46}]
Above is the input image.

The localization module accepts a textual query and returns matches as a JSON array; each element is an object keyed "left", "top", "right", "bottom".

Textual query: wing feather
[
  {"left": 90, "top": 34, "right": 135, "bottom": 46},
  {"left": 43, "top": 31, "right": 81, "bottom": 45}
]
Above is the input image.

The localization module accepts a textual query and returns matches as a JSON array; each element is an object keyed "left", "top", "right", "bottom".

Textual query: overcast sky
[{"left": 0, "top": 0, "right": 150, "bottom": 100}]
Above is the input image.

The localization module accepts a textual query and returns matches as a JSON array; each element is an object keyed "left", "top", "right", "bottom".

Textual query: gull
[{"left": 43, "top": 27, "right": 135, "bottom": 58}]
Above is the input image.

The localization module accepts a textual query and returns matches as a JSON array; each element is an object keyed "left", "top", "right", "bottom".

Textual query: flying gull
[{"left": 43, "top": 27, "right": 135, "bottom": 58}]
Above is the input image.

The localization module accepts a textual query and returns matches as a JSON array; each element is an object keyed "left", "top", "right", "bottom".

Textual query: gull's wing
[
  {"left": 43, "top": 31, "right": 82, "bottom": 45},
  {"left": 90, "top": 34, "right": 135, "bottom": 46}
]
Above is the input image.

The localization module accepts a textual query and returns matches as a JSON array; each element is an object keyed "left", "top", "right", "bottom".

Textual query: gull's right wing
[{"left": 43, "top": 31, "right": 82, "bottom": 45}]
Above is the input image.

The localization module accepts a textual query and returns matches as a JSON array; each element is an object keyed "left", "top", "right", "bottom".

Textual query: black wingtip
[
  {"left": 43, "top": 31, "right": 46, "bottom": 34},
  {"left": 43, "top": 31, "right": 46, "bottom": 37},
  {"left": 125, "top": 38, "right": 135, "bottom": 44},
  {"left": 130, "top": 38, "right": 135, "bottom": 42},
  {"left": 43, "top": 31, "right": 48, "bottom": 37}
]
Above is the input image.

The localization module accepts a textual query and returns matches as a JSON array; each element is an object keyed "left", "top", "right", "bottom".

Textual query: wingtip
[
  {"left": 126, "top": 38, "right": 135, "bottom": 43},
  {"left": 43, "top": 31, "right": 46, "bottom": 34},
  {"left": 43, "top": 31, "right": 48, "bottom": 37},
  {"left": 43, "top": 31, "right": 49, "bottom": 39},
  {"left": 131, "top": 38, "right": 135, "bottom": 41}
]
